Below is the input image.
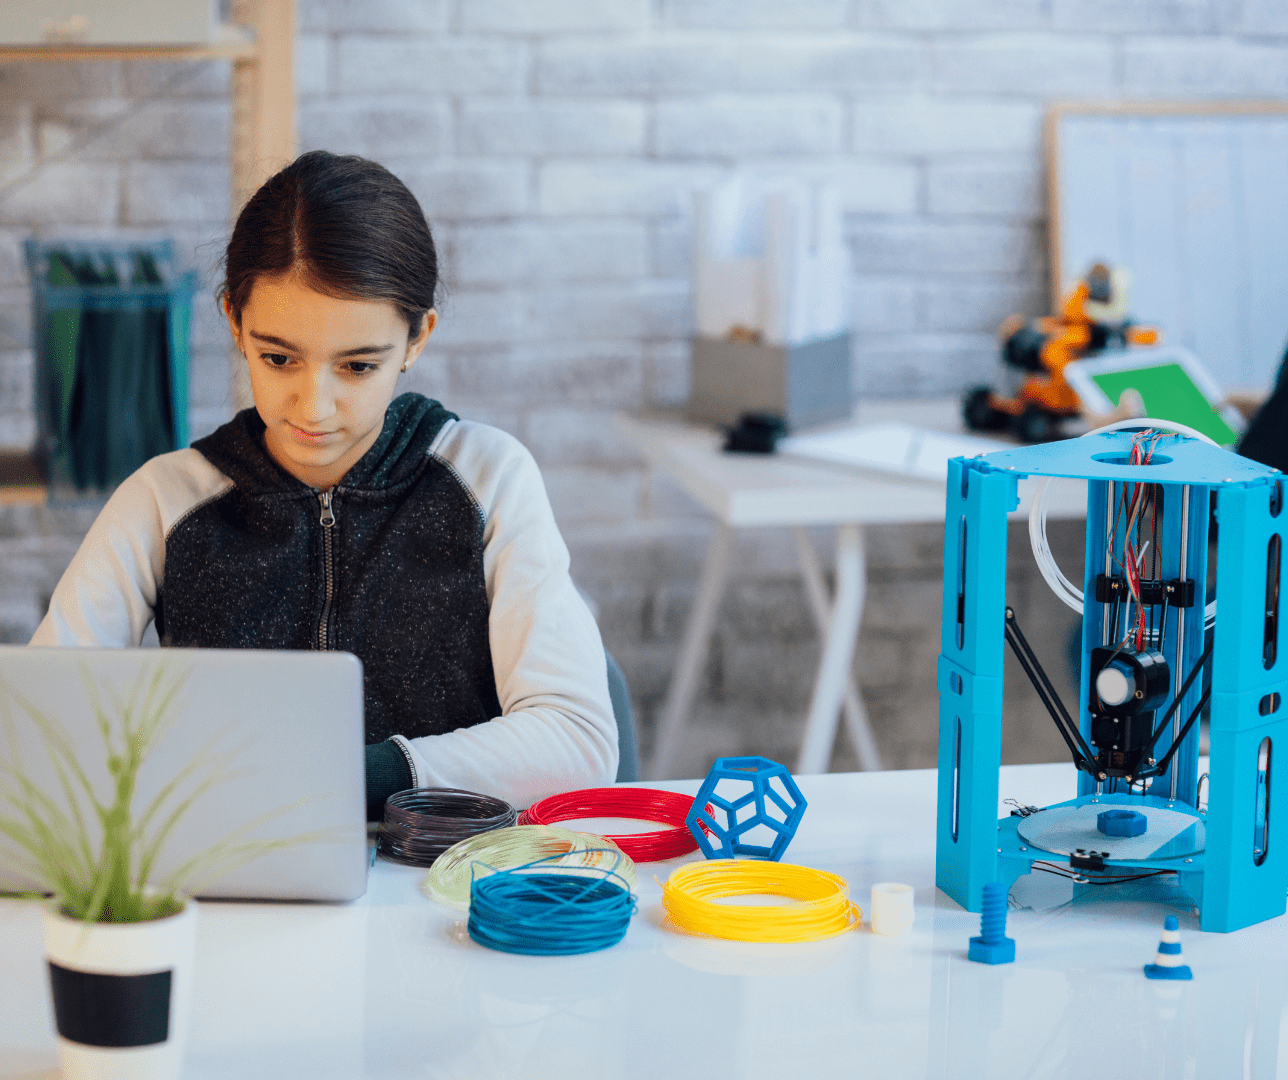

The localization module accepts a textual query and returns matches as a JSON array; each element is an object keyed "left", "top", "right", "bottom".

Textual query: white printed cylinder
[{"left": 869, "top": 882, "right": 915, "bottom": 936}]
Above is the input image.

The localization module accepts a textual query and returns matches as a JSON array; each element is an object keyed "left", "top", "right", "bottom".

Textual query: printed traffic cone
[{"left": 1143, "top": 915, "right": 1192, "bottom": 980}]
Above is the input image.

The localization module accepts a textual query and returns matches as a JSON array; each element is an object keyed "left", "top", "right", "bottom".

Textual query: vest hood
[{"left": 192, "top": 393, "right": 458, "bottom": 495}]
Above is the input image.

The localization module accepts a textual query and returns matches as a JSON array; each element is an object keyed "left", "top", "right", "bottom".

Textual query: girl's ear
[
  {"left": 222, "top": 293, "right": 243, "bottom": 353},
  {"left": 401, "top": 309, "right": 436, "bottom": 374}
]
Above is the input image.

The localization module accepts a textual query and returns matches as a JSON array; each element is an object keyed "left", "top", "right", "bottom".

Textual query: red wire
[
  {"left": 1115, "top": 429, "right": 1172, "bottom": 651},
  {"left": 518, "top": 787, "right": 701, "bottom": 862}
]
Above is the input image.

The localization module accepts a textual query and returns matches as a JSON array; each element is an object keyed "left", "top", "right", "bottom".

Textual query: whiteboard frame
[{"left": 1045, "top": 100, "right": 1288, "bottom": 312}]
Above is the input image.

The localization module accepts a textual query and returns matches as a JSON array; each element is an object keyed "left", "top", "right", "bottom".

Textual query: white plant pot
[{"left": 42, "top": 899, "right": 197, "bottom": 1080}]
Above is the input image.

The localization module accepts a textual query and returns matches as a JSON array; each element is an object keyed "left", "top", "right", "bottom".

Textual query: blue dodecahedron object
[
  {"left": 1098, "top": 809, "right": 1147, "bottom": 837},
  {"left": 685, "top": 756, "right": 807, "bottom": 861}
]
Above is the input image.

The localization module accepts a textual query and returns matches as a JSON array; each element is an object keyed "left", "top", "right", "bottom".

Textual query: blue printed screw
[{"left": 968, "top": 882, "right": 1015, "bottom": 964}]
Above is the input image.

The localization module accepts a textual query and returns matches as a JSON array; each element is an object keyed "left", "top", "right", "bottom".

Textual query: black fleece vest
[{"left": 157, "top": 394, "right": 502, "bottom": 744}]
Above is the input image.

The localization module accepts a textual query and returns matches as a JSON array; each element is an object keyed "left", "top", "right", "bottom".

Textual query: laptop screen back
[{"left": 0, "top": 647, "right": 368, "bottom": 902}]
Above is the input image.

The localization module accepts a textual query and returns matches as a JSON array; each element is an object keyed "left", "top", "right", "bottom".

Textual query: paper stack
[{"left": 693, "top": 178, "right": 850, "bottom": 348}]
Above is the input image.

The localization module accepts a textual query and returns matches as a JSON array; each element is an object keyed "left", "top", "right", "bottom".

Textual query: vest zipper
[{"left": 317, "top": 490, "right": 337, "bottom": 649}]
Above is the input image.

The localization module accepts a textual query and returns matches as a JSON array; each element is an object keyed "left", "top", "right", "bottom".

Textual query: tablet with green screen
[{"left": 1064, "top": 348, "right": 1244, "bottom": 446}]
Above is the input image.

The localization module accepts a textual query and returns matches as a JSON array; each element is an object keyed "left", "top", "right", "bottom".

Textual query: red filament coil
[{"left": 519, "top": 788, "right": 700, "bottom": 862}]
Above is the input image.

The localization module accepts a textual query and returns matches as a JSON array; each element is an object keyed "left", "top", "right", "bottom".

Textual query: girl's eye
[
  {"left": 346, "top": 362, "right": 378, "bottom": 375},
  {"left": 263, "top": 353, "right": 291, "bottom": 367}
]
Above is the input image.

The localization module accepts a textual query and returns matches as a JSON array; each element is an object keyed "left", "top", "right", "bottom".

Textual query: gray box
[{"left": 687, "top": 332, "right": 852, "bottom": 431}]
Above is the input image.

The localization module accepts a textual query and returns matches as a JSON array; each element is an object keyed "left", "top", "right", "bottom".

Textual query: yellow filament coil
[{"left": 662, "top": 861, "right": 862, "bottom": 943}]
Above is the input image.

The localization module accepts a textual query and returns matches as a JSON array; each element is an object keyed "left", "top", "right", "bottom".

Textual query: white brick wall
[
  {"left": 1121, "top": 39, "right": 1288, "bottom": 96},
  {"left": 301, "top": 0, "right": 450, "bottom": 34},
  {"left": 124, "top": 162, "right": 230, "bottom": 224},
  {"left": 0, "top": 106, "right": 32, "bottom": 184},
  {"left": 461, "top": 0, "right": 651, "bottom": 35},
  {"left": 447, "top": 221, "right": 650, "bottom": 285},
  {"left": 927, "top": 36, "right": 1117, "bottom": 96},
  {"left": 1, "top": 1, "right": 1285, "bottom": 770},
  {"left": 864, "top": 0, "right": 1047, "bottom": 31},
  {"left": 0, "top": 162, "right": 121, "bottom": 225},
  {"left": 925, "top": 161, "right": 1042, "bottom": 217},
  {"left": 0, "top": 56, "right": 232, "bottom": 447},
  {"left": 334, "top": 39, "right": 528, "bottom": 95},
  {"left": 662, "top": 0, "right": 851, "bottom": 32},
  {"left": 1050, "top": 0, "right": 1217, "bottom": 35},
  {"left": 654, "top": 96, "right": 844, "bottom": 157},
  {"left": 851, "top": 97, "right": 1044, "bottom": 155},
  {"left": 300, "top": 99, "right": 452, "bottom": 159},
  {"left": 458, "top": 100, "right": 647, "bottom": 156},
  {"left": 398, "top": 161, "right": 530, "bottom": 217},
  {"left": 537, "top": 160, "right": 721, "bottom": 215}
]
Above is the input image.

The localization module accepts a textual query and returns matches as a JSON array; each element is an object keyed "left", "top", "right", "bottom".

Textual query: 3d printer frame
[{"left": 936, "top": 427, "right": 1287, "bottom": 932}]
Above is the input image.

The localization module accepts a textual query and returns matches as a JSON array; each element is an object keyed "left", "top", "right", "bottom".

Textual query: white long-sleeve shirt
[{"left": 32, "top": 410, "right": 617, "bottom": 809}]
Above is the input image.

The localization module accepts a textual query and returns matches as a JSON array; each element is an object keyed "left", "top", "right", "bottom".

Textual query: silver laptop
[{"left": 0, "top": 646, "right": 368, "bottom": 902}]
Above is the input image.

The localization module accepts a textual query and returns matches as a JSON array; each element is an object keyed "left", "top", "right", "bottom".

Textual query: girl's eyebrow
[
  {"left": 248, "top": 331, "right": 394, "bottom": 359},
  {"left": 248, "top": 331, "right": 299, "bottom": 350}
]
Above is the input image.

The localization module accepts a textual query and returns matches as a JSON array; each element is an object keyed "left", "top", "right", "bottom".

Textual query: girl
[{"left": 30, "top": 151, "right": 618, "bottom": 815}]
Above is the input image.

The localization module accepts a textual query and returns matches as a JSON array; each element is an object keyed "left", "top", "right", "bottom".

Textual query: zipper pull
[{"left": 318, "top": 491, "right": 336, "bottom": 527}]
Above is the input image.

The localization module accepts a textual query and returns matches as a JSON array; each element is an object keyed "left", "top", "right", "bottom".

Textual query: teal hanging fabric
[
  {"left": 26, "top": 241, "right": 193, "bottom": 493},
  {"left": 43, "top": 252, "right": 82, "bottom": 483},
  {"left": 131, "top": 252, "right": 177, "bottom": 478}
]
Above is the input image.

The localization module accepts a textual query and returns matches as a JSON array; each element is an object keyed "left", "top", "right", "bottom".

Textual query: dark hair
[{"left": 222, "top": 151, "right": 437, "bottom": 338}]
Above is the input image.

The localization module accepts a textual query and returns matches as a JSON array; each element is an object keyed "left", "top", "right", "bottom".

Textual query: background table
[
  {"left": 618, "top": 402, "right": 1087, "bottom": 780},
  {"left": 3, "top": 764, "right": 1283, "bottom": 1080}
]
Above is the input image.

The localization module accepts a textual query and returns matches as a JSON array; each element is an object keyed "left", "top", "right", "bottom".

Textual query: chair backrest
[{"left": 605, "top": 650, "right": 639, "bottom": 783}]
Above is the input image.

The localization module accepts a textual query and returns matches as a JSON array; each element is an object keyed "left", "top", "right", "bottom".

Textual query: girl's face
[{"left": 227, "top": 272, "right": 435, "bottom": 490}]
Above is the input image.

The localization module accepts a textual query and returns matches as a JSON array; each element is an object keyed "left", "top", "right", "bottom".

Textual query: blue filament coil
[{"left": 467, "top": 854, "right": 636, "bottom": 956}]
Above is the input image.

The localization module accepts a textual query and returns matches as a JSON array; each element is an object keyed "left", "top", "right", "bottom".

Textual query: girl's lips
[{"left": 288, "top": 422, "right": 336, "bottom": 441}]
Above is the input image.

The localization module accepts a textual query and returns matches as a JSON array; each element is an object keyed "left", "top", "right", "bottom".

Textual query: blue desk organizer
[
  {"left": 686, "top": 756, "right": 807, "bottom": 861},
  {"left": 935, "top": 428, "right": 1287, "bottom": 932}
]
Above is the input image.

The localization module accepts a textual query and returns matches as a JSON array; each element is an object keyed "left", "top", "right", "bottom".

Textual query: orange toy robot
[{"left": 964, "top": 263, "right": 1159, "bottom": 443}]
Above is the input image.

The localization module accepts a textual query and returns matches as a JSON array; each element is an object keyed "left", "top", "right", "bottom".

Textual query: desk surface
[
  {"left": 3, "top": 764, "right": 1284, "bottom": 1079},
  {"left": 617, "top": 402, "right": 1088, "bottom": 528}
]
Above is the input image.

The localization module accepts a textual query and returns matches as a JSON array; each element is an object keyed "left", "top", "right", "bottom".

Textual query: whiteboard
[{"left": 1051, "top": 106, "right": 1288, "bottom": 392}]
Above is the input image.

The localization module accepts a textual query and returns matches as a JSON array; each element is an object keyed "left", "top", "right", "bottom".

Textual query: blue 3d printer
[{"left": 936, "top": 422, "right": 1286, "bottom": 932}]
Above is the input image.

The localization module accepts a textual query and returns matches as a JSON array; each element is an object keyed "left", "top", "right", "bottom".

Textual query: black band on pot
[{"left": 48, "top": 963, "right": 172, "bottom": 1047}]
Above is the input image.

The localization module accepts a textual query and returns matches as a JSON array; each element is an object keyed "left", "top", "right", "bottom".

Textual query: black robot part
[
  {"left": 1095, "top": 573, "right": 1195, "bottom": 609},
  {"left": 1086, "top": 644, "right": 1171, "bottom": 779},
  {"left": 1001, "top": 606, "right": 1209, "bottom": 785},
  {"left": 1003, "top": 607, "right": 1099, "bottom": 777},
  {"left": 1086, "top": 264, "right": 1112, "bottom": 303},
  {"left": 1090, "top": 645, "right": 1171, "bottom": 717},
  {"left": 1002, "top": 325, "right": 1048, "bottom": 372}
]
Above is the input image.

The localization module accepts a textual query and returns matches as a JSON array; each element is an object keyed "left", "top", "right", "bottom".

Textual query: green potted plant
[{"left": 0, "top": 665, "right": 301, "bottom": 1080}]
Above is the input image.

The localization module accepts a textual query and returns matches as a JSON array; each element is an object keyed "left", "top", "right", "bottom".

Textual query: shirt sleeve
[
  {"left": 391, "top": 421, "right": 618, "bottom": 809},
  {"left": 30, "top": 450, "right": 231, "bottom": 647}
]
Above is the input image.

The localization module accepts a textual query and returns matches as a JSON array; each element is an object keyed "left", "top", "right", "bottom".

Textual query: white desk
[
  {"left": 4, "top": 765, "right": 1282, "bottom": 1080},
  {"left": 617, "top": 405, "right": 1087, "bottom": 779}
]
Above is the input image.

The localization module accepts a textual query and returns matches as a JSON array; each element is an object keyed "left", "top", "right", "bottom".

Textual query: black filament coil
[{"left": 378, "top": 787, "right": 518, "bottom": 867}]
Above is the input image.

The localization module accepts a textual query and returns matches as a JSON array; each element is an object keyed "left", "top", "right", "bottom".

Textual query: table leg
[
  {"left": 795, "top": 524, "right": 867, "bottom": 775},
  {"left": 793, "top": 527, "right": 883, "bottom": 772},
  {"left": 648, "top": 522, "right": 734, "bottom": 780}
]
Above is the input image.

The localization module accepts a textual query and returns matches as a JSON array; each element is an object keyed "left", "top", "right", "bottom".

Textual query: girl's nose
[{"left": 298, "top": 367, "right": 337, "bottom": 424}]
